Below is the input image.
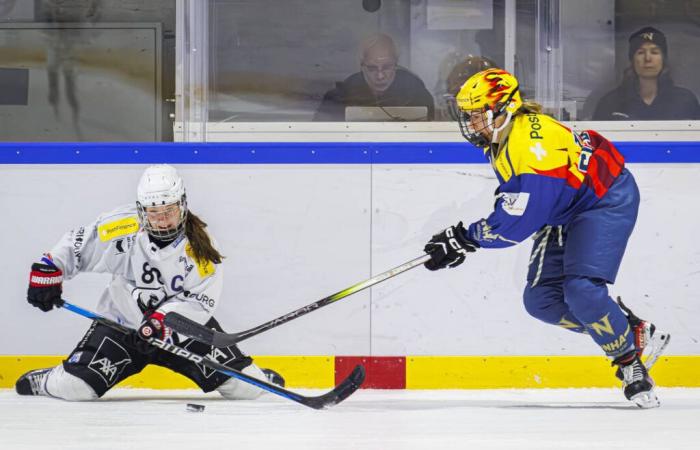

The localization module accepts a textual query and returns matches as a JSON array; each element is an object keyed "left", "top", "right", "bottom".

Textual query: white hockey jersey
[{"left": 47, "top": 204, "right": 223, "bottom": 329}]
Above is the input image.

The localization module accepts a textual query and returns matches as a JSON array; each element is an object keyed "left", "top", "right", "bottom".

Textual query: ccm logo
[{"left": 446, "top": 228, "right": 468, "bottom": 255}]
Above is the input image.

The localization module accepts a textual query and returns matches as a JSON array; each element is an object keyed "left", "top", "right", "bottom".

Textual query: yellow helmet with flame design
[{"left": 450, "top": 69, "right": 522, "bottom": 148}]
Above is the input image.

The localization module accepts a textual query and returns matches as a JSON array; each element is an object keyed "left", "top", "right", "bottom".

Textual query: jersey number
[
  {"left": 141, "top": 263, "right": 186, "bottom": 292},
  {"left": 578, "top": 147, "right": 593, "bottom": 173},
  {"left": 576, "top": 131, "right": 593, "bottom": 174},
  {"left": 141, "top": 262, "right": 164, "bottom": 285}
]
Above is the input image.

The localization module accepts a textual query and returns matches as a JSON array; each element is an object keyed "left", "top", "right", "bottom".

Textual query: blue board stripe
[{"left": 0, "top": 142, "right": 699, "bottom": 164}]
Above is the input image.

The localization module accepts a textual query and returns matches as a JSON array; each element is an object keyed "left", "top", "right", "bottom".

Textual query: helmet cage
[
  {"left": 447, "top": 85, "right": 520, "bottom": 148},
  {"left": 136, "top": 194, "right": 188, "bottom": 241}
]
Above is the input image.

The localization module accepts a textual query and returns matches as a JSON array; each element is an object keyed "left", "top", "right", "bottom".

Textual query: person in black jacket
[
  {"left": 313, "top": 33, "right": 434, "bottom": 121},
  {"left": 593, "top": 26, "right": 700, "bottom": 120}
]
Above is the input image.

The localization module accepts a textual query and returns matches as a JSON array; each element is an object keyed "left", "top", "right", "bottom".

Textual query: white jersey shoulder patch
[{"left": 497, "top": 192, "right": 530, "bottom": 216}]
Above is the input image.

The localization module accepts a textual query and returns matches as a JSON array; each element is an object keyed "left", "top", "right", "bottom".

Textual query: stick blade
[
  {"left": 302, "top": 364, "right": 366, "bottom": 410},
  {"left": 164, "top": 312, "right": 216, "bottom": 345}
]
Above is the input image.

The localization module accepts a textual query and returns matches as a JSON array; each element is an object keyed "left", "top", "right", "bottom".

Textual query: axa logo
[
  {"left": 88, "top": 337, "right": 132, "bottom": 387},
  {"left": 91, "top": 357, "right": 129, "bottom": 380},
  {"left": 183, "top": 341, "right": 235, "bottom": 378}
]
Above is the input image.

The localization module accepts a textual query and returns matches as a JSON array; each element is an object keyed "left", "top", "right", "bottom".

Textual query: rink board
[
  {"left": 1, "top": 141, "right": 699, "bottom": 389},
  {"left": 2, "top": 355, "right": 698, "bottom": 389}
]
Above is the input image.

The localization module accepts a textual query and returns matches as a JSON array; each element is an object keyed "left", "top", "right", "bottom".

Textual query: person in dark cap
[{"left": 593, "top": 26, "right": 700, "bottom": 120}]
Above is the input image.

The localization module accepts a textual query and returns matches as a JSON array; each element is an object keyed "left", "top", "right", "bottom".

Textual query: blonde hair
[{"left": 518, "top": 100, "right": 543, "bottom": 115}]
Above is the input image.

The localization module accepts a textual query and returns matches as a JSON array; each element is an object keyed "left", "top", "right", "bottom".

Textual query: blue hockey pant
[{"left": 522, "top": 169, "right": 640, "bottom": 358}]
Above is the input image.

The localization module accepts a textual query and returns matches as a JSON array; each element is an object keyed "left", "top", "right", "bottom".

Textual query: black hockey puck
[{"left": 186, "top": 403, "right": 205, "bottom": 412}]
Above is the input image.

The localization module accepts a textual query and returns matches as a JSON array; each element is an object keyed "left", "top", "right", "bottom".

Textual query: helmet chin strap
[{"left": 490, "top": 111, "right": 513, "bottom": 145}]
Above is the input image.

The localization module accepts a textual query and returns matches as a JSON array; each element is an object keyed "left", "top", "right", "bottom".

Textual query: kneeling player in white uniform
[{"left": 17, "top": 164, "right": 283, "bottom": 401}]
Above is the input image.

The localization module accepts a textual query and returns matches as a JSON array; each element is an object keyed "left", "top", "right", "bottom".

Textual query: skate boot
[
  {"left": 15, "top": 368, "right": 52, "bottom": 396},
  {"left": 613, "top": 351, "right": 659, "bottom": 408},
  {"left": 261, "top": 368, "right": 285, "bottom": 387},
  {"left": 615, "top": 297, "right": 670, "bottom": 380}
]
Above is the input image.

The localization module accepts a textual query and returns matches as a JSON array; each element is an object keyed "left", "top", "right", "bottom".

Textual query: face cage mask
[
  {"left": 136, "top": 197, "right": 188, "bottom": 242},
  {"left": 445, "top": 95, "right": 493, "bottom": 148},
  {"left": 445, "top": 85, "right": 520, "bottom": 148}
]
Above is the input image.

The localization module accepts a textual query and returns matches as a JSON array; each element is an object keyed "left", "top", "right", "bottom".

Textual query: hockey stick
[
  {"left": 58, "top": 300, "right": 365, "bottom": 409},
  {"left": 165, "top": 253, "right": 432, "bottom": 347}
]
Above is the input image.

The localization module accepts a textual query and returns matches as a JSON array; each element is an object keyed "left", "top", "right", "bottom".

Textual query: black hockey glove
[
  {"left": 132, "top": 286, "right": 168, "bottom": 313},
  {"left": 27, "top": 260, "right": 64, "bottom": 312},
  {"left": 424, "top": 221, "right": 478, "bottom": 271}
]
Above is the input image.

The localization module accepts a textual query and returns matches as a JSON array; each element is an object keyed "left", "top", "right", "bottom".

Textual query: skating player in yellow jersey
[{"left": 423, "top": 69, "right": 669, "bottom": 408}]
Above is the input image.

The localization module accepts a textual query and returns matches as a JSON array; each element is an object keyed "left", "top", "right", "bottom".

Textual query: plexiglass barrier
[{"left": 1, "top": 0, "right": 699, "bottom": 142}]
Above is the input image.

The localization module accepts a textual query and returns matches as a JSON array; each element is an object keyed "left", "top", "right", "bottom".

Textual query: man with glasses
[{"left": 314, "top": 33, "right": 434, "bottom": 121}]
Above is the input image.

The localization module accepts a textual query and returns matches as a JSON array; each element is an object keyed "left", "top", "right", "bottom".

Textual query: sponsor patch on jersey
[
  {"left": 98, "top": 216, "right": 139, "bottom": 242},
  {"left": 497, "top": 192, "right": 529, "bottom": 216},
  {"left": 72, "top": 227, "right": 86, "bottom": 263},
  {"left": 185, "top": 243, "right": 216, "bottom": 279}
]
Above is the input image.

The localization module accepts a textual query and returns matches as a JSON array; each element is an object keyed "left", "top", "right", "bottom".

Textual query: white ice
[{"left": 1, "top": 388, "right": 699, "bottom": 450}]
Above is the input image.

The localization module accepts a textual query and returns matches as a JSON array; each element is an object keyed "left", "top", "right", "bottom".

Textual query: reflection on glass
[
  {"left": 44, "top": 26, "right": 82, "bottom": 138},
  {"left": 0, "top": 25, "right": 161, "bottom": 141}
]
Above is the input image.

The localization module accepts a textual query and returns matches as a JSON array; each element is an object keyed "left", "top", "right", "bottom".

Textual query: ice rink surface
[{"left": 1, "top": 387, "right": 699, "bottom": 450}]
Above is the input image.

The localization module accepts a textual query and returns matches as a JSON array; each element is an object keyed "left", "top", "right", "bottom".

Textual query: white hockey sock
[
  {"left": 217, "top": 364, "right": 266, "bottom": 400},
  {"left": 44, "top": 365, "right": 98, "bottom": 401}
]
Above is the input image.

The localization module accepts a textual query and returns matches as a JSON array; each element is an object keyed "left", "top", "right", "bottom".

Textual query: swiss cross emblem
[{"left": 529, "top": 142, "right": 547, "bottom": 161}]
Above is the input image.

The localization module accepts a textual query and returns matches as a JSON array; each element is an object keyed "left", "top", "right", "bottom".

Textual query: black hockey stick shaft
[
  {"left": 165, "top": 253, "right": 432, "bottom": 347},
  {"left": 59, "top": 300, "right": 365, "bottom": 409}
]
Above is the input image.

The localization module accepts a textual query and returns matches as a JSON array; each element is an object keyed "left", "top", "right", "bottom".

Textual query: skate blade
[
  {"left": 643, "top": 333, "right": 671, "bottom": 371},
  {"left": 630, "top": 389, "right": 660, "bottom": 409}
]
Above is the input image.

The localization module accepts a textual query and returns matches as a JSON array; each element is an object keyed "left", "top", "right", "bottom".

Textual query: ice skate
[
  {"left": 15, "top": 368, "right": 52, "bottom": 396},
  {"left": 613, "top": 352, "right": 660, "bottom": 409},
  {"left": 615, "top": 297, "right": 670, "bottom": 378},
  {"left": 261, "top": 368, "right": 285, "bottom": 387}
]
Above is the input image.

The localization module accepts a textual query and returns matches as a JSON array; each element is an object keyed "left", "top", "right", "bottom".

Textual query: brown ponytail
[{"left": 185, "top": 211, "right": 224, "bottom": 264}]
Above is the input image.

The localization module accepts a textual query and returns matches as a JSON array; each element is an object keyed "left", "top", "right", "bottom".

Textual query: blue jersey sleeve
[{"left": 466, "top": 174, "right": 564, "bottom": 248}]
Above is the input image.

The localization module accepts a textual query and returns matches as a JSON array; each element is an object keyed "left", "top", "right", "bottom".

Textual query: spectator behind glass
[
  {"left": 445, "top": 56, "right": 498, "bottom": 97},
  {"left": 435, "top": 55, "right": 498, "bottom": 121},
  {"left": 313, "top": 33, "right": 435, "bottom": 121},
  {"left": 593, "top": 27, "right": 700, "bottom": 120}
]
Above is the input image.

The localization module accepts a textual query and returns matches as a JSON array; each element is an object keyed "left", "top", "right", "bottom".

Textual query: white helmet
[{"left": 136, "top": 164, "right": 188, "bottom": 240}]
